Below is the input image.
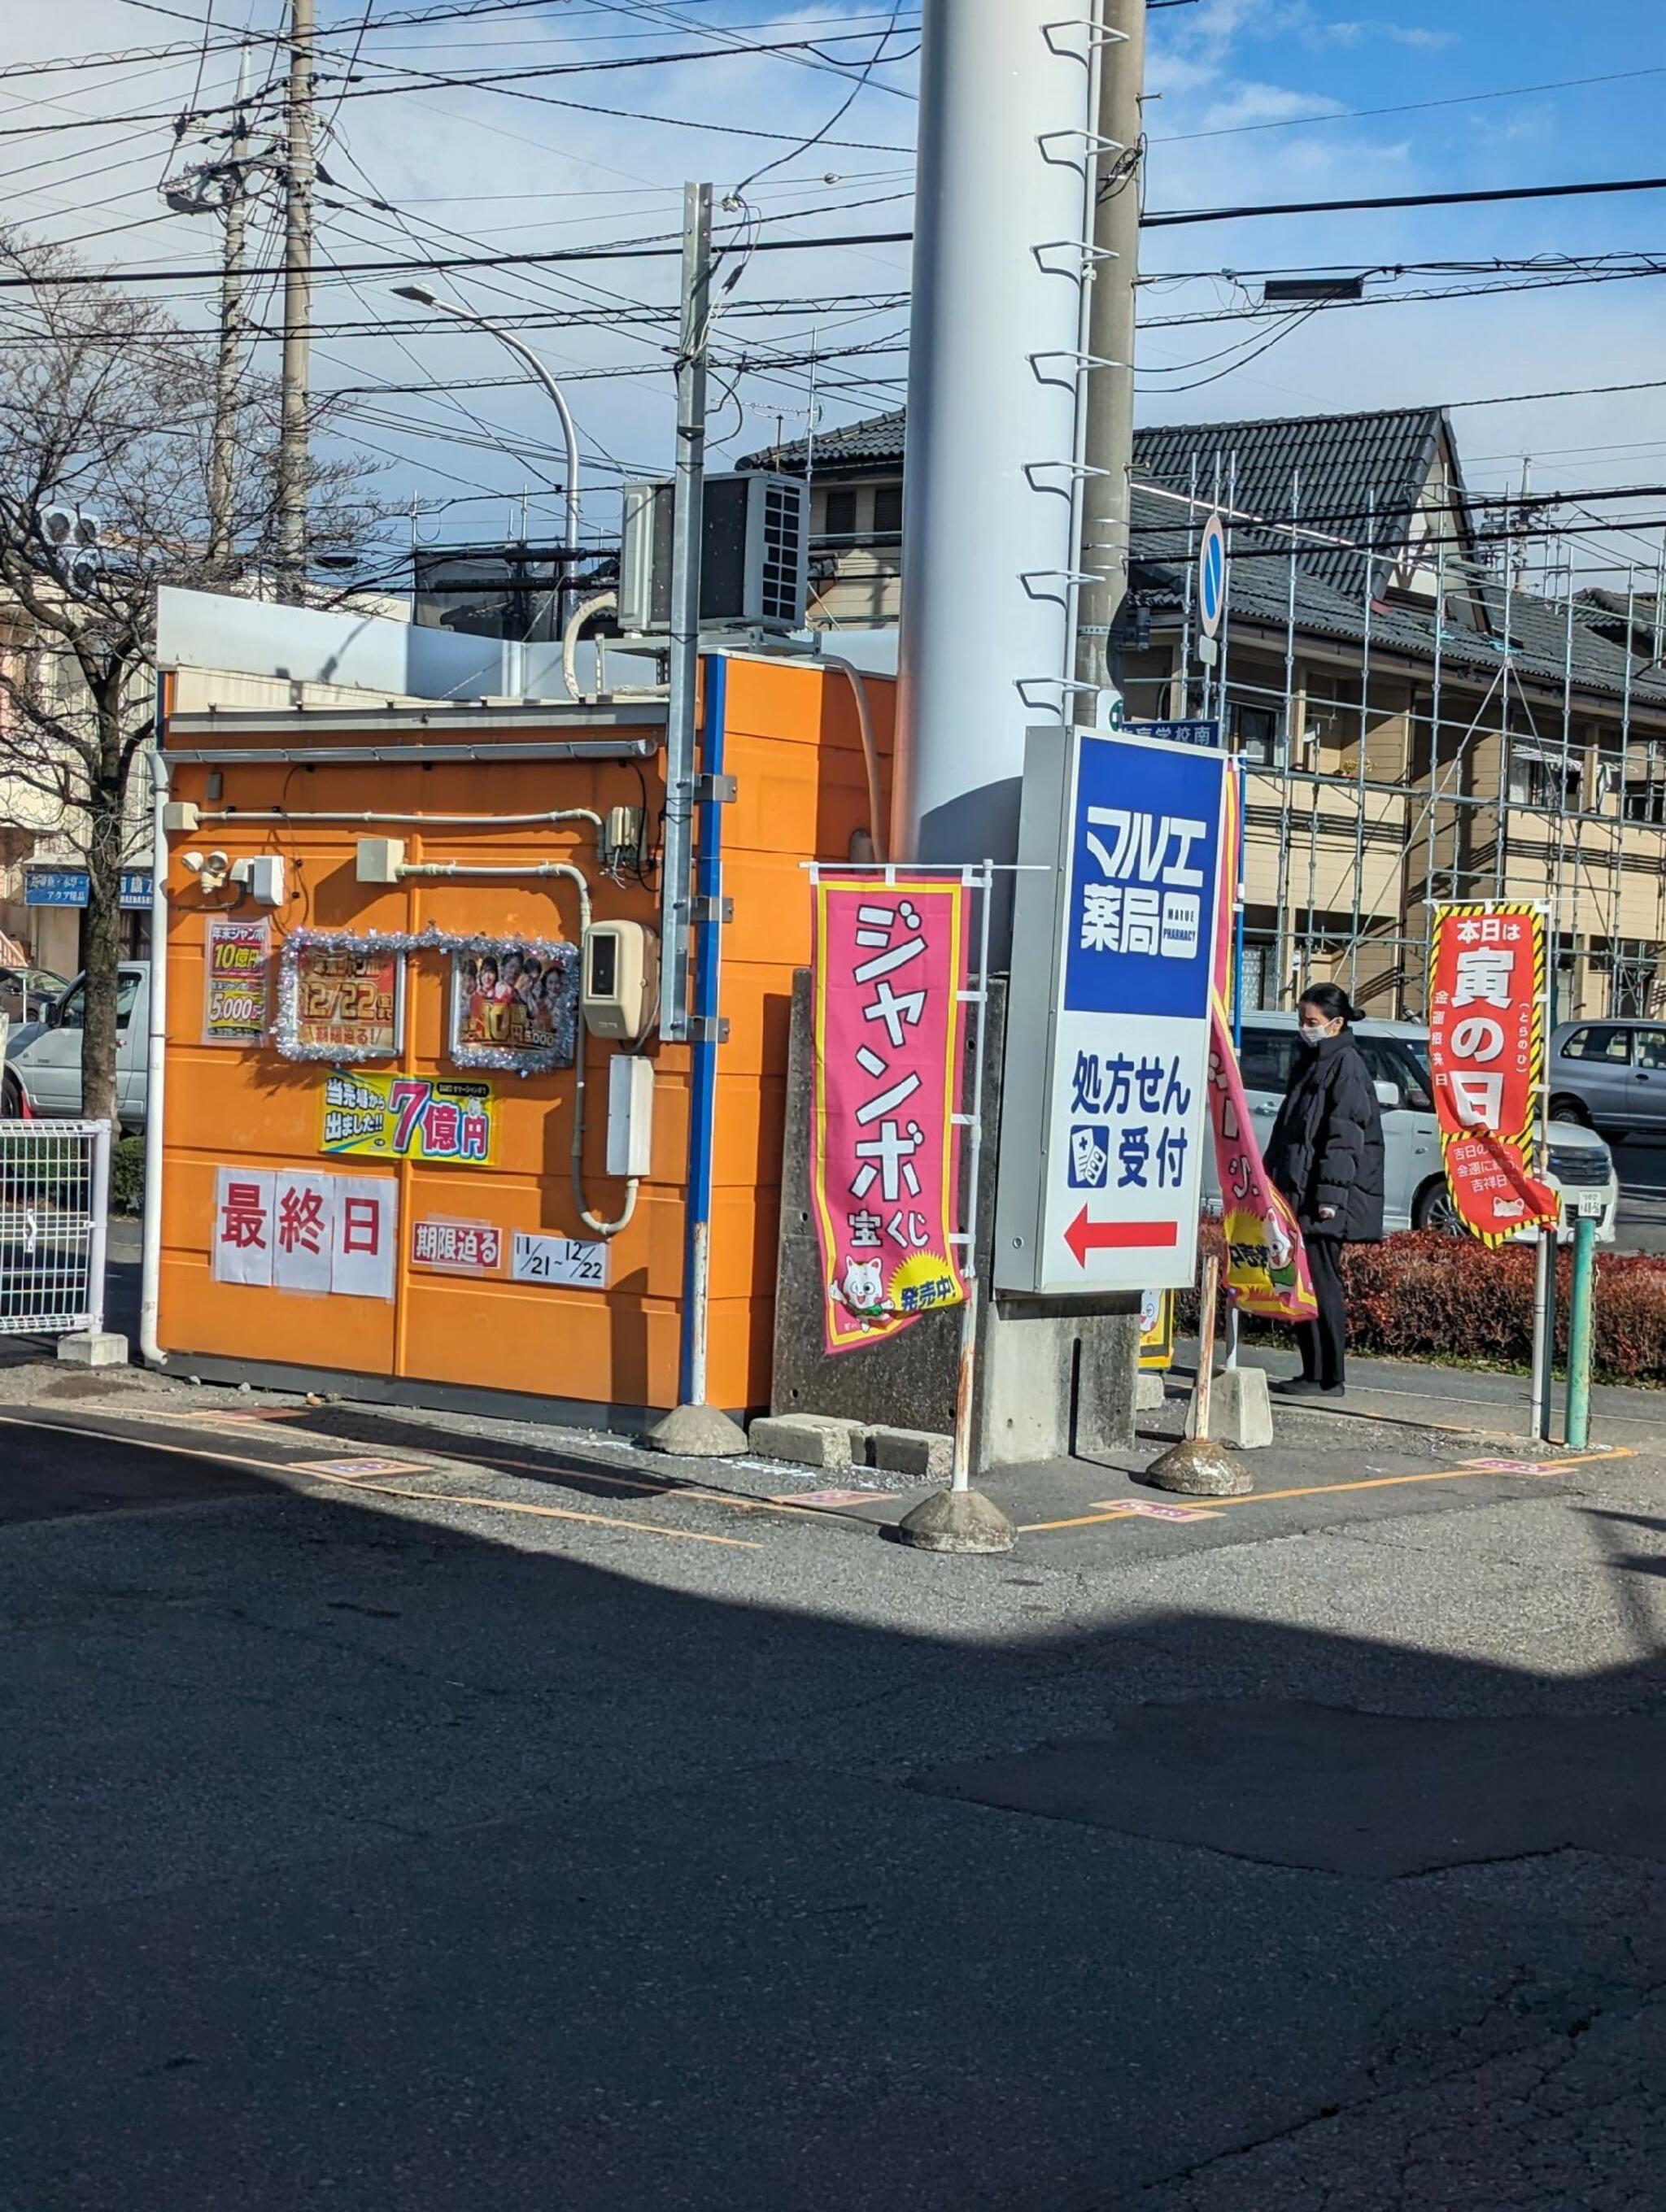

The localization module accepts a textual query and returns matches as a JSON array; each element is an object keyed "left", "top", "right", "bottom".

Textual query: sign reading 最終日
[
  {"left": 809, "top": 877, "right": 968, "bottom": 1356},
  {"left": 1205, "top": 769, "right": 1317, "bottom": 1324},
  {"left": 1428, "top": 902, "right": 1557, "bottom": 1244},
  {"left": 321, "top": 1070, "right": 497, "bottom": 1165},
  {"left": 211, "top": 1166, "right": 397, "bottom": 1299},
  {"left": 202, "top": 917, "right": 270, "bottom": 1047},
  {"left": 996, "top": 728, "right": 1228, "bottom": 1296}
]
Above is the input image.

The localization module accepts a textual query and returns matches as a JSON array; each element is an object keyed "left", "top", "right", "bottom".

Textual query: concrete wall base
[
  {"left": 57, "top": 1331, "right": 129, "bottom": 1369},
  {"left": 772, "top": 972, "right": 1141, "bottom": 1476}
]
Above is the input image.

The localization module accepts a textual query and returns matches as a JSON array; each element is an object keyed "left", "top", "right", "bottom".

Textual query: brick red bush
[{"left": 1186, "top": 1229, "right": 1666, "bottom": 1383}]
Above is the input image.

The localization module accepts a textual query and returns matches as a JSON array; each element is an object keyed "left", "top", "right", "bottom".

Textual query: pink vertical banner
[
  {"left": 1205, "top": 772, "right": 1319, "bottom": 1325},
  {"left": 809, "top": 877, "right": 970, "bottom": 1356}
]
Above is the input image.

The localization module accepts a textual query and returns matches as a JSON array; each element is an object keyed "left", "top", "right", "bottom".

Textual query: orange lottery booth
[{"left": 153, "top": 652, "right": 891, "bottom": 1424}]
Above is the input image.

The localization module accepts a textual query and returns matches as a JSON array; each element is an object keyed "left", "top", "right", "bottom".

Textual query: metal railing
[{"left": 0, "top": 1120, "right": 110, "bottom": 1337}]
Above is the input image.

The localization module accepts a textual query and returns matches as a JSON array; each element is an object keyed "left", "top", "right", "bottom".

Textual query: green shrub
[
  {"left": 1186, "top": 1229, "right": 1666, "bottom": 1384},
  {"left": 111, "top": 1135, "right": 145, "bottom": 1215}
]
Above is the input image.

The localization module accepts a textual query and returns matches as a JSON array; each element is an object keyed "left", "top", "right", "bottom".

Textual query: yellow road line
[
  {"left": 0, "top": 1409, "right": 761, "bottom": 1552},
  {"left": 1018, "top": 1446, "right": 1636, "bottom": 1533}
]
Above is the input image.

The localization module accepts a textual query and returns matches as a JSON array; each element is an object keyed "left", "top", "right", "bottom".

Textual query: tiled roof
[{"left": 740, "top": 407, "right": 905, "bottom": 474}]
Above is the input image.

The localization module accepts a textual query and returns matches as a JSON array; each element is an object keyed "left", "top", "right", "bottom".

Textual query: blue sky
[{"left": 4, "top": 3, "right": 1663, "bottom": 572}]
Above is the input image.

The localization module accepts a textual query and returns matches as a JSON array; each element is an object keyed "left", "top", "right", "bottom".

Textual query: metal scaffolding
[{"left": 1123, "top": 457, "right": 1666, "bottom": 1027}]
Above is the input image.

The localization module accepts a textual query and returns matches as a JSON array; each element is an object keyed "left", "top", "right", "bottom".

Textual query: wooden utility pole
[
  {"left": 276, "top": 0, "right": 315, "bottom": 601},
  {"left": 1075, "top": 0, "right": 1146, "bottom": 705}
]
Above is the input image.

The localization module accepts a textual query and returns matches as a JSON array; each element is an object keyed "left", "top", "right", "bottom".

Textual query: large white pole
[{"left": 891, "top": 0, "right": 1095, "bottom": 864}]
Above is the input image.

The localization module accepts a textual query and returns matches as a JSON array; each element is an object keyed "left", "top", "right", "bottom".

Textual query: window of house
[
  {"left": 1623, "top": 779, "right": 1666, "bottom": 824},
  {"left": 872, "top": 483, "right": 903, "bottom": 537},
  {"left": 1228, "top": 702, "right": 1280, "bottom": 765},
  {"left": 1607, "top": 942, "right": 1659, "bottom": 1018},
  {"left": 1507, "top": 748, "right": 1581, "bottom": 810},
  {"left": 1237, "top": 938, "right": 1273, "bottom": 1012},
  {"left": 821, "top": 488, "right": 857, "bottom": 541}
]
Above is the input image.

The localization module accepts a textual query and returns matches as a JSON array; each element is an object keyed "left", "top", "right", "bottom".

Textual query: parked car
[
  {"left": 1, "top": 962, "right": 150, "bottom": 1132},
  {"left": 1546, "top": 1018, "right": 1666, "bottom": 1139},
  {"left": 0, "top": 964, "right": 69, "bottom": 1028},
  {"left": 1206, "top": 1013, "right": 1618, "bottom": 1244}
]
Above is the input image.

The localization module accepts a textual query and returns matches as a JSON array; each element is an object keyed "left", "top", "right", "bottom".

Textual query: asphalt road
[{"left": 0, "top": 1379, "right": 1662, "bottom": 2210}]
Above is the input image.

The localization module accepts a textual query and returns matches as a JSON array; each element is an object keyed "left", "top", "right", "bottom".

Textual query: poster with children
[{"left": 449, "top": 938, "right": 579, "bottom": 1073}]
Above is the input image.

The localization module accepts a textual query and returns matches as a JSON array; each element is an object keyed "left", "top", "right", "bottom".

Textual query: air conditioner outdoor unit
[{"left": 617, "top": 470, "right": 809, "bottom": 638}]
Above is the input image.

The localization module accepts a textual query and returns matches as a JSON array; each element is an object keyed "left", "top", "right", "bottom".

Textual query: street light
[{"left": 391, "top": 282, "right": 582, "bottom": 577}]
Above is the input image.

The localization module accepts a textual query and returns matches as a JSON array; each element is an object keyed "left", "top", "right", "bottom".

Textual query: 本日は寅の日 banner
[
  {"left": 809, "top": 877, "right": 969, "bottom": 1356},
  {"left": 1428, "top": 902, "right": 1556, "bottom": 1244}
]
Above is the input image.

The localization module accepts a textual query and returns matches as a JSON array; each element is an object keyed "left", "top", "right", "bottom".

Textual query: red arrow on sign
[{"left": 1064, "top": 1207, "right": 1180, "bottom": 1268}]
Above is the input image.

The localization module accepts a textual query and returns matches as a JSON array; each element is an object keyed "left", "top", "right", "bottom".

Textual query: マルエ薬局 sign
[{"left": 996, "top": 727, "right": 1228, "bottom": 1296}]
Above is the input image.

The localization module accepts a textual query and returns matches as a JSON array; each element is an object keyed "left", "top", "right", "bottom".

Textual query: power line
[{"left": 1145, "top": 173, "right": 1666, "bottom": 230}]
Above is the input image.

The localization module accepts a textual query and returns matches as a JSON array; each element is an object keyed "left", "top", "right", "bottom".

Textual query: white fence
[{"left": 0, "top": 1121, "right": 111, "bottom": 1337}]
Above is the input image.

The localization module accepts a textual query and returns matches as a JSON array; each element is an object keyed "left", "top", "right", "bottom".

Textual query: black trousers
[{"left": 1296, "top": 1234, "right": 1347, "bottom": 1388}]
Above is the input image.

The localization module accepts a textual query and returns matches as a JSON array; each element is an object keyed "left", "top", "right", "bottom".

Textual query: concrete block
[
  {"left": 748, "top": 1413, "right": 867, "bottom": 1472},
  {"left": 1185, "top": 1366, "right": 1274, "bottom": 1451},
  {"left": 1134, "top": 1372, "right": 1167, "bottom": 1413},
  {"left": 1140, "top": 1437, "right": 1254, "bottom": 1497},
  {"left": 55, "top": 1331, "right": 129, "bottom": 1369},
  {"left": 869, "top": 1426, "right": 953, "bottom": 1482},
  {"left": 643, "top": 1403, "right": 748, "bottom": 1458},
  {"left": 894, "top": 1487, "right": 1015, "bottom": 1554}
]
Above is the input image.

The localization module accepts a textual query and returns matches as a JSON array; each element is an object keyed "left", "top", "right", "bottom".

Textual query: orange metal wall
[{"left": 157, "top": 655, "right": 892, "bottom": 1417}]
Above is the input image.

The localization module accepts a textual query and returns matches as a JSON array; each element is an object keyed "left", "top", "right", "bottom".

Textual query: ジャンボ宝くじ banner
[{"left": 809, "top": 877, "right": 968, "bottom": 1356}]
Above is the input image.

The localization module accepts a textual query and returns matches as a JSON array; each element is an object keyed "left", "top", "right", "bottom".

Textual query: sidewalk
[{"left": 1177, "top": 1334, "right": 1666, "bottom": 1449}]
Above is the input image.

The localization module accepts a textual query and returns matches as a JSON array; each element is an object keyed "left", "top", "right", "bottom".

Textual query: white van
[
  {"left": 2, "top": 963, "right": 151, "bottom": 1132},
  {"left": 1210, "top": 1012, "right": 1618, "bottom": 1243}
]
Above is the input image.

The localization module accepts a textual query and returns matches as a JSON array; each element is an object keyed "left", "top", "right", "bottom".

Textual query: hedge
[
  {"left": 111, "top": 1136, "right": 145, "bottom": 1215},
  {"left": 1191, "top": 1230, "right": 1666, "bottom": 1384}
]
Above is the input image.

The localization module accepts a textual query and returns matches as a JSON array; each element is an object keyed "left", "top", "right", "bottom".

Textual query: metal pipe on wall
[{"left": 892, "top": 0, "right": 1092, "bottom": 862}]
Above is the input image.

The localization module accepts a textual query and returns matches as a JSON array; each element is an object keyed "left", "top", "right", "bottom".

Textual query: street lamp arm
[{"left": 394, "top": 287, "right": 582, "bottom": 560}]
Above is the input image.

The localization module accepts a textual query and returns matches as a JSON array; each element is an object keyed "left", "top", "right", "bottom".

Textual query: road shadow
[{"left": 0, "top": 1417, "right": 1662, "bottom": 2211}]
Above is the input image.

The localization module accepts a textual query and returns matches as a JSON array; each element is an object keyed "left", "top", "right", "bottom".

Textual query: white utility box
[
  {"left": 606, "top": 1055, "right": 655, "bottom": 1178},
  {"left": 355, "top": 836, "right": 407, "bottom": 885},
  {"left": 582, "top": 920, "right": 658, "bottom": 1042}
]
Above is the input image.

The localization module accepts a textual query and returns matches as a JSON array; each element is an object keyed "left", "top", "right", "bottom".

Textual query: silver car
[
  {"left": 1547, "top": 1019, "right": 1666, "bottom": 1140},
  {"left": 1208, "top": 1013, "right": 1618, "bottom": 1243}
]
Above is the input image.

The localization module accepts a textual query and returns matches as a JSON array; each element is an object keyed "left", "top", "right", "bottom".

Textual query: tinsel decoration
[{"left": 275, "top": 925, "right": 578, "bottom": 1072}]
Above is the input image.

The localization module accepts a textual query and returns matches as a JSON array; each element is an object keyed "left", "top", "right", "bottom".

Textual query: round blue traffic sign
[{"left": 1197, "top": 512, "right": 1228, "bottom": 638}]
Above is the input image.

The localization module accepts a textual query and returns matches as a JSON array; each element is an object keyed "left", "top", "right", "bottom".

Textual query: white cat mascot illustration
[{"left": 829, "top": 1252, "right": 896, "bottom": 1331}]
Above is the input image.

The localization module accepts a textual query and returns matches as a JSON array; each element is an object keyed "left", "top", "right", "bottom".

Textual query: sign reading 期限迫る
[
  {"left": 809, "top": 877, "right": 969, "bottom": 1356},
  {"left": 1428, "top": 902, "right": 1556, "bottom": 1244},
  {"left": 996, "top": 729, "right": 1228, "bottom": 1297}
]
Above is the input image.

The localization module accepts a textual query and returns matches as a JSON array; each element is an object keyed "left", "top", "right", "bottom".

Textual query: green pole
[{"left": 1565, "top": 1213, "right": 1597, "bottom": 1449}]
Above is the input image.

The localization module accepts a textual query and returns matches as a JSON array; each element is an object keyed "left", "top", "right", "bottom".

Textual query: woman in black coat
[{"left": 1263, "top": 982, "right": 1385, "bottom": 1398}]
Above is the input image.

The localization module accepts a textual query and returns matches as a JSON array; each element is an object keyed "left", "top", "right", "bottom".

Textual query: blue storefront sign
[
  {"left": 1122, "top": 718, "right": 1223, "bottom": 751},
  {"left": 996, "top": 727, "right": 1229, "bottom": 1298},
  {"left": 24, "top": 869, "right": 151, "bottom": 910}
]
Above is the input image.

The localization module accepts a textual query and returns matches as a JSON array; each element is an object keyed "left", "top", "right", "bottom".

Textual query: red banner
[
  {"left": 1428, "top": 903, "right": 1556, "bottom": 1244},
  {"left": 1206, "top": 769, "right": 1318, "bottom": 1323},
  {"left": 809, "top": 877, "right": 970, "bottom": 1355}
]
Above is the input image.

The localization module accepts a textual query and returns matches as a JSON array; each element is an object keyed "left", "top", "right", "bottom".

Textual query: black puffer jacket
[{"left": 1265, "top": 1031, "right": 1385, "bottom": 1242}]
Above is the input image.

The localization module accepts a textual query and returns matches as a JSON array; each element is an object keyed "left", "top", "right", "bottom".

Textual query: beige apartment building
[{"left": 746, "top": 404, "right": 1666, "bottom": 1023}]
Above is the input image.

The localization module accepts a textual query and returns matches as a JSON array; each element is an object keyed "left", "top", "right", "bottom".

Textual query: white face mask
[{"left": 1298, "top": 1021, "right": 1330, "bottom": 1045}]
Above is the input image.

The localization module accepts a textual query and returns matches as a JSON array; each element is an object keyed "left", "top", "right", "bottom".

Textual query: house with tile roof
[{"left": 744, "top": 404, "right": 1666, "bottom": 1023}]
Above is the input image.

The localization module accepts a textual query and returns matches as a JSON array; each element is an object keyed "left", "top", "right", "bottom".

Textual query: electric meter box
[{"left": 582, "top": 921, "right": 659, "bottom": 1043}]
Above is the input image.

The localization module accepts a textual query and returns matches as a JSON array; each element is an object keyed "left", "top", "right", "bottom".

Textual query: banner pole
[{"left": 1530, "top": 1227, "right": 1554, "bottom": 1442}]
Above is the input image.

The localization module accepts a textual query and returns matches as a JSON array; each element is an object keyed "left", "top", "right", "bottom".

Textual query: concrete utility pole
[
  {"left": 659, "top": 179, "right": 713, "bottom": 1046},
  {"left": 276, "top": 0, "right": 316, "bottom": 603},
  {"left": 209, "top": 51, "right": 254, "bottom": 569},
  {"left": 1075, "top": 0, "right": 1146, "bottom": 709}
]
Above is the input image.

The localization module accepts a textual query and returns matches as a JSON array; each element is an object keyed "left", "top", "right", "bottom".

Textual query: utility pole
[
  {"left": 277, "top": 0, "right": 316, "bottom": 603},
  {"left": 1075, "top": 0, "right": 1146, "bottom": 711},
  {"left": 208, "top": 50, "right": 253, "bottom": 569},
  {"left": 658, "top": 179, "right": 713, "bottom": 1047}
]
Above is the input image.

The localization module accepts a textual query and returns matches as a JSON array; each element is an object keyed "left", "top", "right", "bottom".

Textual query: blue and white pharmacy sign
[
  {"left": 24, "top": 868, "right": 152, "bottom": 910},
  {"left": 995, "top": 726, "right": 1229, "bottom": 1297}
]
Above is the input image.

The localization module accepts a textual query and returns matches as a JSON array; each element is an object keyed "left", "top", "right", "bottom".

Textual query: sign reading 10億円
[{"left": 994, "top": 725, "right": 1228, "bottom": 1297}]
